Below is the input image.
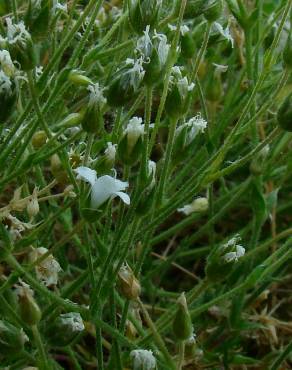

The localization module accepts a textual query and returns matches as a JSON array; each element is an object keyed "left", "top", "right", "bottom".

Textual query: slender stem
[
  {"left": 32, "top": 324, "right": 52, "bottom": 370},
  {"left": 177, "top": 341, "right": 185, "bottom": 370}
]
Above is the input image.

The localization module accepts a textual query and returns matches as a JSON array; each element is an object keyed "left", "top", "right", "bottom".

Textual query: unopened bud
[
  {"left": 27, "top": 188, "right": 39, "bottom": 218},
  {"left": 0, "top": 320, "right": 28, "bottom": 354},
  {"left": 15, "top": 281, "right": 41, "bottom": 326},
  {"left": 64, "top": 185, "right": 77, "bottom": 198},
  {"left": 32, "top": 130, "right": 47, "bottom": 149},
  {"left": 203, "top": 0, "right": 223, "bottom": 22},
  {"left": 173, "top": 292, "right": 193, "bottom": 341},
  {"left": 68, "top": 70, "right": 93, "bottom": 86},
  {"left": 129, "top": 0, "right": 161, "bottom": 34},
  {"left": 118, "top": 264, "right": 141, "bottom": 300},
  {"left": 50, "top": 154, "right": 69, "bottom": 184}
]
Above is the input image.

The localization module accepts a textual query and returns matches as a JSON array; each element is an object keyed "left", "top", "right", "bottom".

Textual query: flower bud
[
  {"left": 202, "top": 0, "right": 223, "bottom": 22},
  {"left": 57, "top": 113, "right": 83, "bottom": 129},
  {"left": 46, "top": 312, "right": 84, "bottom": 347},
  {"left": 118, "top": 263, "right": 141, "bottom": 300},
  {"left": 81, "top": 83, "right": 106, "bottom": 133},
  {"left": 129, "top": 0, "right": 161, "bottom": 34},
  {"left": 50, "top": 154, "right": 69, "bottom": 184},
  {"left": 205, "top": 235, "right": 245, "bottom": 282},
  {"left": 27, "top": 188, "right": 39, "bottom": 218},
  {"left": 15, "top": 281, "right": 42, "bottom": 326},
  {"left": 178, "top": 197, "right": 209, "bottom": 215},
  {"left": 183, "top": 0, "right": 205, "bottom": 19},
  {"left": 0, "top": 320, "right": 28, "bottom": 354},
  {"left": 25, "top": 0, "right": 53, "bottom": 40},
  {"left": 68, "top": 70, "right": 93, "bottom": 86},
  {"left": 118, "top": 117, "right": 144, "bottom": 165},
  {"left": 181, "top": 31, "right": 196, "bottom": 59},
  {"left": 32, "top": 130, "right": 47, "bottom": 149},
  {"left": 173, "top": 292, "right": 193, "bottom": 341},
  {"left": 277, "top": 94, "right": 292, "bottom": 132},
  {"left": 185, "top": 333, "right": 197, "bottom": 358},
  {"left": 0, "top": 49, "right": 16, "bottom": 77},
  {"left": 136, "top": 160, "right": 156, "bottom": 215}
]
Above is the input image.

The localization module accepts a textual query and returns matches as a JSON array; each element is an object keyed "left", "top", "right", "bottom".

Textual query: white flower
[
  {"left": 130, "top": 349, "right": 156, "bottom": 370},
  {"left": 178, "top": 197, "right": 209, "bottom": 215},
  {"left": 213, "top": 63, "right": 228, "bottom": 76},
  {"left": 148, "top": 160, "right": 156, "bottom": 187},
  {"left": 0, "top": 49, "right": 15, "bottom": 77},
  {"left": 214, "top": 22, "right": 234, "bottom": 48},
  {"left": 153, "top": 30, "right": 170, "bottom": 65},
  {"left": 125, "top": 57, "right": 145, "bottom": 90},
  {"left": 15, "top": 279, "right": 34, "bottom": 298},
  {"left": 87, "top": 82, "right": 106, "bottom": 106},
  {"left": 75, "top": 166, "right": 130, "bottom": 208},
  {"left": 29, "top": 247, "right": 62, "bottom": 286},
  {"left": 124, "top": 117, "right": 145, "bottom": 150},
  {"left": 59, "top": 312, "right": 84, "bottom": 332},
  {"left": 54, "top": 1, "right": 68, "bottom": 12},
  {"left": 1, "top": 18, "right": 31, "bottom": 46},
  {"left": 176, "top": 114, "right": 208, "bottom": 145},
  {"left": 0, "top": 70, "right": 12, "bottom": 95},
  {"left": 168, "top": 24, "right": 190, "bottom": 36},
  {"left": 222, "top": 235, "right": 245, "bottom": 263},
  {"left": 104, "top": 142, "right": 117, "bottom": 163},
  {"left": 177, "top": 76, "right": 195, "bottom": 98},
  {"left": 137, "top": 25, "right": 152, "bottom": 58},
  {"left": 35, "top": 66, "right": 43, "bottom": 80}
]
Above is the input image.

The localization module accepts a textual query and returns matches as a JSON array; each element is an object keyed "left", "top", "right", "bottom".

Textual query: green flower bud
[
  {"left": 0, "top": 320, "right": 28, "bottom": 354},
  {"left": 50, "top": 154, "right": 69, "bottom": 184},
  {"left": 118, "top": 117, "right": 145, "bottom": 166},
  {"left": 165, "top": 66, "right": 195, "bottom": 120},
  {"left": 173, "top": 293, "right": 193, "bottom": 341},
  {"left": 129, "top": 0, "right": 161, "bottom": 34},
  {"left": 57, "top": 112, "right": 83, "bottom": 129},
  {"left": 15, "top": 281, "right": 42, "bottom": 326},
  {"left": 32, "top": 130, "right": 47, "bottom": 149},
  {"left": 68, "top": 70, "right": 93, "bottom": 87},
  {"left": 277, "top": 94, "right": 292, "bottom": 132},
  {"left": 81, "top": 83, "right": 106, "bottom": 134},
  {"left": 283, "top": 37, "right": 292, "bottom": 70},
  {"left": 25, "top": 0, "right": 53, "bottom": 41},
  {"left": 184, "top": 0, "right": 205, "bottom": 19},
  {"left": 181, "top": 32, "right": 196, "bottom": 59},
  {"left": 203, "top": 0, "right": 223, "bottom": 22},
  {"left": 46, "top": 312, "right": 84, "bottom": 347}
]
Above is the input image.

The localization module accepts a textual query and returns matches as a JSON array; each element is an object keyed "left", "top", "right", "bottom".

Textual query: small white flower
[
  {"left": 29, "top": 247, "right": 62, "bottom": 287},
  {"left": 222, "top": 235, "right": 245, "bottom": 263},
  {"left": 125, "top": 57, "right": 145, "bottom": 90},
  {"left": 168, "top": 24, "right": 190, "bottom": 36},
  {"left": 87, "top": 82, "right": 106, "bottom": 106},
  {"left": 104, "top": 142, "right": 117, "bottom": 163},
  {"left": 214, "top": 22, "right": 234, "bottom": 48},
  {"left": 14, "top": 279, "right": 34, "bottom": 298},
  {"left": 176, "top": 114, "right": 208, "bottom": 145},
  {"left": 153, "top": 30, "right": 170, "bottom": 65},
  {"left": 178, "top": 197, "right": 209, "bottom": 215},
  {"left": 0, "top": 70, "right": 12, "bottom": 95},
  {"left": 213, "top": 63, "right": 228, "bottom": 76},
  {"left": 59, "top": 312, "right": 84, "bottom": 332},
  {"left": 137, "top": 25, "right": 152, "bottom": 58},
  {"left": 54, "top": 1, "right": 68, "bottom": 12},
  {"left": 1, "top": 18, "right": 31, "bottom": 46},
  {"left": 0, "top": 49, "right": 15, "bottom": 77},
  {"left": 130, "top": 349, "right": 156, "bottom": 370},
  {"left": 124, "top": 117, "right": 144, "bottom": 150},
  {"left": 148, "top": 160, "right": 156, "bottom": 187},
  {"left": 75, "top": 166, "right": 130, "bottom": 208},
  {"left": 35, "top": 66, "right": 43, "bottom": 80}
]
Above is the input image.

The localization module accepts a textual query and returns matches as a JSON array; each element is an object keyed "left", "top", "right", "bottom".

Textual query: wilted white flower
[
  {"left": 27, "top": 188, "right": 39, "bottom": 218},
  {"left": 178, "top": 197, "right": 209, "bottom": 215},
  {"left": 177, "top": 76, "right": 195, "bottom": 98},
  {"left": 6, "top": 215, "right": 35, "bottom": 240},
  {"left": 87, "top": 82, "right": 106, "bottom": 105},
  {"left": 59, "top": 312, "right": 84, "bottom": 332},
  {"left": 168, "top": 24, "right": 190, "bottom": 36},
  {"left": 54, "top": 1, "right": 68, "bottom": 12},
  {"left": 137, "top": 25, "right": 152, "bottom": 57},
  {"left": 214, "top": 22, "right": 234, "bottom": 48},
  {"left": 222, "top": 235, "right": 245, "bottom": 263},
  {"left": 0, "top": 18, "right": 31, "bottom": 46},
  {"left": 213, "top": 63, "right": 228, "bottom": 76},
  {"left": 153, "top": 30, "right": 170, "bottom": 65},
  {"left": 35, "top": 66, "right": 43, "bottom": 80},
  {"left": 29, "top": 247, "right": 62, "bottom": 286},
  {"left": 0, "top": 49, "right": 15, "bottom": 76},
  {"left": 130, "top": 349, "right": 156, "bottom": 370},
  {"left": 176, "top": 114, "right": 208, "bottom": 145},
  {"left": 104, "top": 142, "right": 117, "bottom": 163},
  {"left": 75, "top": 166, "right": 130, "bottom": 208},
  {"left": 148, "top": 160, "right": 156, "bottom": 187},
  {"left": 0, "top": 70, "right": 12, "bottom": 95},
  {"left": 14, "top": 279, "right": 34, "bottom": 298},
  {"left": 125, "top": 57, "right": 145, "bottom": 90}
]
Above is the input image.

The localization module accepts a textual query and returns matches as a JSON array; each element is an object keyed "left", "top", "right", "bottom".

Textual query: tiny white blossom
[
  {"left": 137, "top": 25, "right": 152, "bottom": 58},
  {"left": 75, "top": 167, "right": 130, "bottom": 208},
  {"left": 214, "top": 22, "right": 234, "bottom": 48},
  {"left": 87, "top": 82, "right": 106, "bottom": 105},
  {"left": 153, "top": 30, "right": 170, "bottom": 65},
  {"left": 130, "top": 349, "right": 156, "bottom": 370},
  {"left": 104, "top": 142, "right": 117, "bottom": 163},
  {"left": 125, "top": 57, "right": 145, "bottom": 90},
  {"left": 59, "top": 312, "right": 85, "bottom": 332},
  {"left": 148, "top": 160, "right": 156, "bottom": 187},
  {"left": 0, "top": 49, "right": 15, "bottom": 76},
  {"left": 178, "top": 197, "right": 209, "bottom": 215},
  {"left": 0, "top": 70, "right": 12, "bottom": 95},
  {"left": 176, "top": 113, "right": 208, "bottom": 145},
  {"left": 29, "top": 247, "right": 62, "bottom": 286},
  {"left": 213, "top": 63, "right": 228, "bottom": 76},
  {"left": 54, "top": 1, "right": 68, "bottom": 12},
  {"left": 35, "top": 66, "right": 43, "bottom": 80},
  {"left": 222, "top": 235, "right": 245, "bottom": 263},
  {"left": 168, "top": 24, "right": 190, "bottom": 36},
  {"left": 124, "top": 117, "right": 144, "bottom": 150},
  {"left": 1, "top": 18, "right": 31, "bottom": 46}
]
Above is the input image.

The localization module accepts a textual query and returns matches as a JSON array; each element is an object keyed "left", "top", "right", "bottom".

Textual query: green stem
[{"left": 32, "top": 324, "right": 52, "bottom": 370}]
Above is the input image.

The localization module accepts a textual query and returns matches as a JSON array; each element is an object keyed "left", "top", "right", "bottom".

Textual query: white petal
[
  {"left": 91, "top": 176, "right": 113, "bottom": 208},
  {"left": 75, "top": 166, "right": 97, "bottom": 186},
  {"left": 114, "top": 191, "right": 130, "bottom": 205}
]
